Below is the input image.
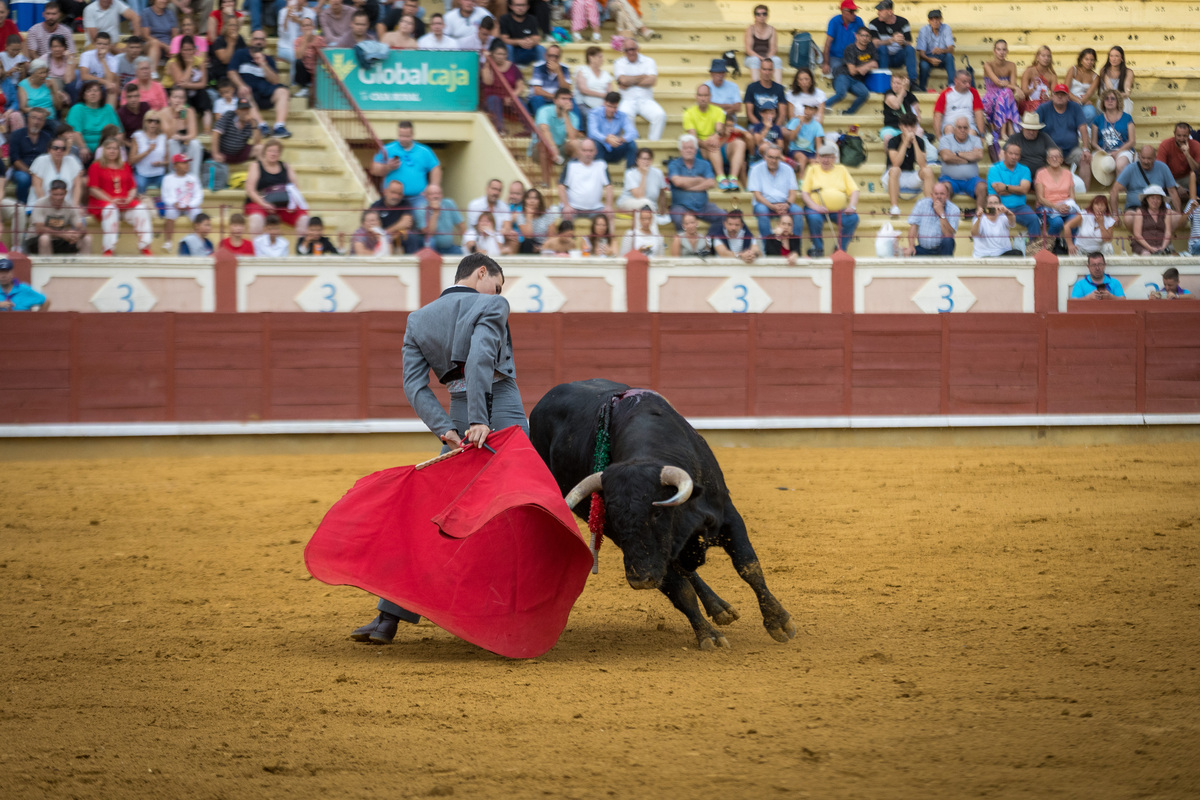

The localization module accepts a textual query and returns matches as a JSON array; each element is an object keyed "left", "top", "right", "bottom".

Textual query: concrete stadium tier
[{"left": 18, "top": 0, "right": 1200, "bottom": 260}]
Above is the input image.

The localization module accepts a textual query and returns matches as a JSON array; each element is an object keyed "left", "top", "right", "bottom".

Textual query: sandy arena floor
[{"left": 2, "top": 442, "right": 1199, "bottom": 799}]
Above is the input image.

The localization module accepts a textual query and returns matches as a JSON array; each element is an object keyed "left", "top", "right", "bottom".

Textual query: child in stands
[
  {"left": 252, "top": 214, "right": 291, "bottom": 257},
  {"left": 296, "top": 216, "right": 341, "bottom": 255},
  {"left": 219, "top": 212, "right": 255, "bottom": 255},
  {"left": 178, "top": 213, "right": 214, "bottom": 256}
]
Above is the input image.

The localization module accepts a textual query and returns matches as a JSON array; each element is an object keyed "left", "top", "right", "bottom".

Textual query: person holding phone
[
  {"left": 971, "top": 195, "right": 1021, "bottom": 257},
  {"left": 1070, "top": 252, "right": 1126, "bottom": 299}
]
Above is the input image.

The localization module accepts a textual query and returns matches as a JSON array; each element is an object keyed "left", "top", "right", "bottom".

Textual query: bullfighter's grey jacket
[{"left": 402, "top": 285, "right": 516, "bottom": 435}]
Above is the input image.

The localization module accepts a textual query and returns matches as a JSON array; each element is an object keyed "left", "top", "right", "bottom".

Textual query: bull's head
[{"left": 565, "top": 463, "right": 695, "bottom": 590}]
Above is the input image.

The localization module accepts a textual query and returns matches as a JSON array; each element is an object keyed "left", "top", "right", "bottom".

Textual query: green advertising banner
[{"left": 319, "top": 49, "right": 479, "bottom": 112}]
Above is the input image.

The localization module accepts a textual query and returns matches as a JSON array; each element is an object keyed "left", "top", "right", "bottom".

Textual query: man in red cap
[
  {"left": 822, "top": 0, "right": 865, "bottom": 78},
  {"left": 1037, "top": 82, "right": 1093, "bottom": 188}
]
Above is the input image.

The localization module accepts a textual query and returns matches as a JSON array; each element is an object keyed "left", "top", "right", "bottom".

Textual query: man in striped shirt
[
  {"left": 211, "top": 100, "right": 261, "bottom": 165},
  {"left": 25, "top": 2, "right": 76, "bottom": 60}
]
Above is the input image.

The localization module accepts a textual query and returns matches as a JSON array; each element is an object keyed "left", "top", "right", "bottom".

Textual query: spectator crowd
[{"left": 0, "top": 0, "right": 1197, "bottom": 274}]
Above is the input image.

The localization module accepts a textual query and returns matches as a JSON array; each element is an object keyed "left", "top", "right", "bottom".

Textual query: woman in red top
[
  {"left": 0, "top": 2, "right": 20, "bottom": 50},
  {"left": 480, "top": 40, "right": 527, "bottom": 134},
  {"left": 88, "top": 137, "right": 153, "bottom": 255},
  {"left": 207, "top": 0, "right": 245, "bottom": 43}
]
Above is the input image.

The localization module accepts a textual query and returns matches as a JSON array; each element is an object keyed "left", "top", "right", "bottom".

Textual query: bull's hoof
[
  {"left": 697, "top": 632, "right": 731, "bottom": 651},
  {"left": 765, "top": 617, "right": 797, "bottom": 643},
  {"left": 711, "top": 607, "right": 740, "bottom": 626}
]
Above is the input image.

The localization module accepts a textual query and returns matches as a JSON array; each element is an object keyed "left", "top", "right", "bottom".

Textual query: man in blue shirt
[
  {"left": 1070, "top": 253, "right": 1127, "bottom": 299},
  {"left": 915, "top": 9, "right": 955, "bottom": 91},
  {"left": 587, "top": 92, "right": 638, "bottom": 168},
  {"left": 987, "top": 142, "right": 1041, "bottom": 237},
  {"left": 667, "top": 135, "right": 723, "bottom": 232},
  {"left": 1110, "top": 145, "right": 1180, "bottom": 230},
  {"left": 0, "top": 258, "right": 48, "bottom": 311},
  {"left": 372, "top": 120, "right": 444, "bottom": 212},
  {"left": 703, "top": 59, "right": 743, "bottom": 117},
  {"left": 748, "top": 144, "right": 803, "bottom": 240},
  {"left": 822, "top": 0, "right": 865, "bottom": 78},
  {"left": 1037, "top": 85, "right": 1093, "bottom": 188},
  {"left": 228, "top": 29, "right": 292, "bottom": 139},
  {"left": 414, "top": 184, "right": 465, "bottom": 255}
]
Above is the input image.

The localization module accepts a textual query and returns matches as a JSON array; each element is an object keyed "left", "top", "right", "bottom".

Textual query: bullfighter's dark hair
[{"left": 455, "top": 253, "right": 503, "bottom": 282}]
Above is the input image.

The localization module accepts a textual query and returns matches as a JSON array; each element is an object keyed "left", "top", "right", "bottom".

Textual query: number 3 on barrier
[
  {"left": 117, "top": 283, "right": 134, "bottom": 312},
  {"left": 733, "top": 283, "right": 749, "bottom": 313},
  {"left": 321, "top": 283, "right": 338, "bottom": 313},
  {"left": 938, "top": 283, "right": 954, "bottom": 313},
  {"left": 527, "top": 283, "right": 544, "bottom": 313}
]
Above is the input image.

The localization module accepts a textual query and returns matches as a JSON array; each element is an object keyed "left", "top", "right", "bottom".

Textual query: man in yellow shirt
[
  {"left": 799, "top": 143, "right": 861, "bottom": 256},
  {"left": 682, "top": 84, "right": 747, "bottom": 192}
]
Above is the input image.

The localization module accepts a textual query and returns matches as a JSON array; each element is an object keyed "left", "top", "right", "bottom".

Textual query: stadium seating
[{"left": 14, "top": 1, "right": 1200, "bottom": 258}]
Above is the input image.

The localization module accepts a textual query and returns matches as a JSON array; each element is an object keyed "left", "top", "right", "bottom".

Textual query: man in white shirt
[
  {"left": 443, "top": 0, "right": 491, "bottom": 40},
  {"left": 557, "top": 138, "right": 613, "bottom": 222},
  {"left": 83, "top": 0, "right": 141, "bottom": 46},
  {"left": 456, "top": 15, "right": 496, "bottom": 56},
  {"left": 252, "top": 214, "right": 292, "bottom": 257},
  {"left": 466, "top": 178, "right": 511, "bottom": 229},
  {"left": 417, "top": 14, "right": 457, "bottom": 50},
  {"left": 613, "top": 40, "right": 666, "bottom": 141},
  {"left": 932, "top": 69, "right": 985, "bottom": 137},
  {"left": 79, "top": 32, "right": 120, "bottom": 95}
]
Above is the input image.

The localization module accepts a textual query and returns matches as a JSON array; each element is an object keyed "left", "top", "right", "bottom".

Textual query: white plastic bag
[{"left": 875, "top": 221, "right": 900, "bottom": 258}]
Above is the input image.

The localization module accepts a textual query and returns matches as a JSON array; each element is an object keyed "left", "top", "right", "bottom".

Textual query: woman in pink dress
[{"left": 982, "top": 39, "right": 1022, "bottom": 142}]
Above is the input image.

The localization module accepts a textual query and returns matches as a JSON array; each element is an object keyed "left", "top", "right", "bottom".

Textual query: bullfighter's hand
[{"left": 465, "top": 423, "right": 491, "bottom": 447}]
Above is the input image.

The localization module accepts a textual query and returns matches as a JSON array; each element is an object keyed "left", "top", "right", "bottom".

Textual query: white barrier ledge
[{"left": 4, "top": 414, "right": 1198, "bottom": 438}]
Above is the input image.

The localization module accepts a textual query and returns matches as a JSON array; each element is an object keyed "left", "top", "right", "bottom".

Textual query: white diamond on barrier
[
  {"left": 1132, "top": 271, "right": 1165, "bottom": 300},
  {"left": 91, "top": 275, "right": 157, "bottom": 312},
  {"left": 912, "top": 275, "right": 976, "bottom": 314},
  {"left": 296, "top": 274, "right": 361, "bottom": 313},
  {"left": 707, "top": 275, "right": 772, "bottom": 314},
  {"left": 503, "top": 274, "right": 565, "bottom": 313}
]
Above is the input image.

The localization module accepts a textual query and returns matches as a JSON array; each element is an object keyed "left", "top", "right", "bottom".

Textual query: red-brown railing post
[
  {"left": 831, "top": 250, "right": 855, "bottom": 313},
  {"left": 1034, "top": 249, "right": 1058, "bottom": 313},
  {"left": 214, "top": 249, "right": 238, "bottom": 312},
  {"left": 418, "top": 248, "right": 443, "bottom": 307},
  {"left": 625, "top": 251, "right": 648, "bottom": 313}
]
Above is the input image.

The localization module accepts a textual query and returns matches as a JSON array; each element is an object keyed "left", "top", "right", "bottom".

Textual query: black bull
[{"left": 530, "top": 379, "right": 796, "bottom": 650}]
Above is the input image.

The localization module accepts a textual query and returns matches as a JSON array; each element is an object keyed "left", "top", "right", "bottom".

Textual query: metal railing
[
  {"left": 481, "top": 53, "right": 553, "bottom": 188},
  {"left": 313, "top": 49, "right": 387, "bottom": 192}
]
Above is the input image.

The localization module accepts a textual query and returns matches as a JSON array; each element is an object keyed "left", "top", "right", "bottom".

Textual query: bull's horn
[
  {"left": 564, "top": 472, "right": 604, "bottom": 509},
  {"left": 653, "top": 466, "right": 694, "bottom": 507}
]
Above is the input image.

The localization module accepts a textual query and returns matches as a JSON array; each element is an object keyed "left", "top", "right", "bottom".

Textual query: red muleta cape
[{"left": 304, "top": 426, "right": 593, "bottom": 658}]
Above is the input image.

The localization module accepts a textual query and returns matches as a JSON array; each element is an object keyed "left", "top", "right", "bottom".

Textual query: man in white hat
[
  {"left": 799, "top": 143, "right": 860, "bottom": 256},
  {"left": 1005, "top": 112, "right": 1057, "bottom": 176},
  {"left": 1110, "top": 145, "right": 1180, "bottom": 230}
]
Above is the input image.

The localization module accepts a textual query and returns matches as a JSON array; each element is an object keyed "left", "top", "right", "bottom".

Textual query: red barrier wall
[{"left": 3, "top": 312, "right": 1199, "bottom": 424}]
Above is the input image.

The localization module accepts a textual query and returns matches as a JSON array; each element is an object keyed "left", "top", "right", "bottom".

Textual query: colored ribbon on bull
[{"left": 586, "top": 399, "right": 614, "bottom": 574}]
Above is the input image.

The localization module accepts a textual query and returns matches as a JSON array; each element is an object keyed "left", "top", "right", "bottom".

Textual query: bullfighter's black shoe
[
  {"left": 350, "top": 614, "right": 383, "bottom": 642},
  {"left": 368, "top": 612, "right": 402, "bottom": 645}
]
